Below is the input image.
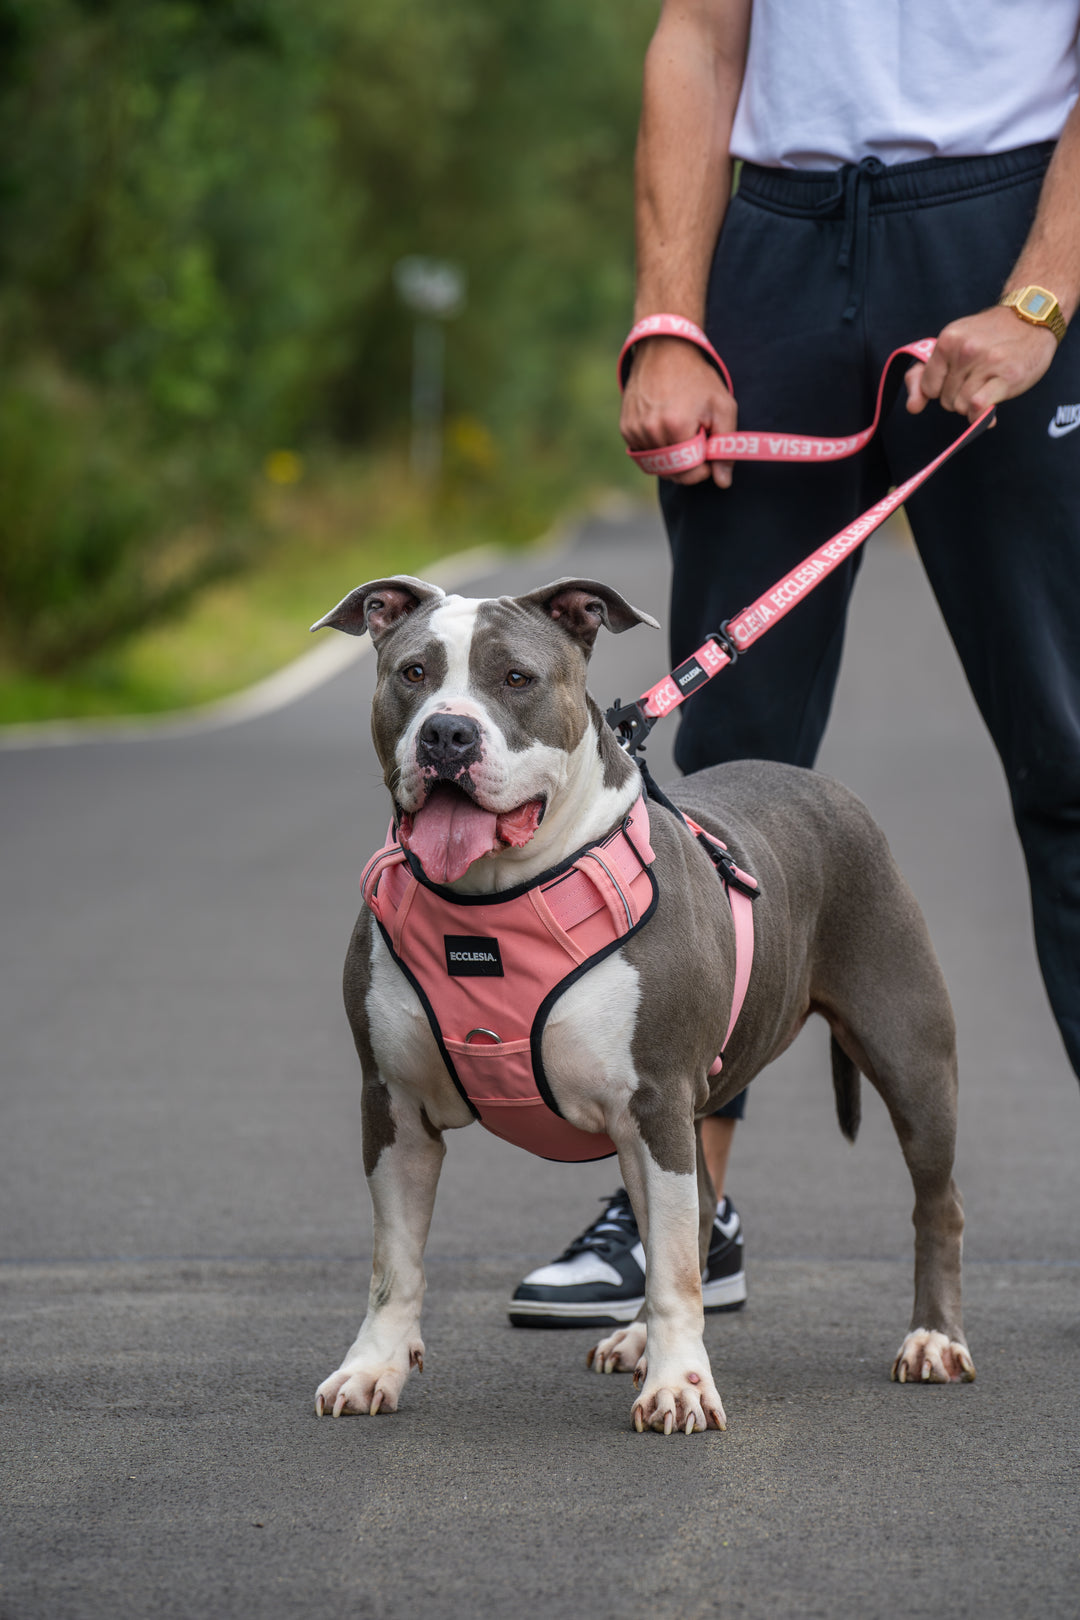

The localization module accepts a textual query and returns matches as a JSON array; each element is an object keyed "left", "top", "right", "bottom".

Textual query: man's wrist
[
  {"left": 999, "top": 282, "right": 1071, "bottom": 338},
  {"left": 618, "top": 315, "right": 733, "bottom": 395}
]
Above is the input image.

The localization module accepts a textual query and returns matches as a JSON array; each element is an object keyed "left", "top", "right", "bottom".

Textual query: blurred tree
[{"left": 0, "top": 0, "right": 656, "bottom": 671}]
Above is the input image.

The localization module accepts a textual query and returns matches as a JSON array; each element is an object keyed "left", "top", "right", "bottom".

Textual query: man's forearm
[
  {"left": 633, "top": 0, "right": 752, "bottom": 323},
  {"left": 1004, "top": 93, "right": 1080, "bottom": 323}
]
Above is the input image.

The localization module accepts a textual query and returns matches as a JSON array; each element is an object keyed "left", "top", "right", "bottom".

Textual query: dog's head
[{"left": 312, "top": 577, "right": 658, "bottom": 884}]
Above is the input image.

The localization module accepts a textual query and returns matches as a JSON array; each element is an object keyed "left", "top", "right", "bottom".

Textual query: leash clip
[
  {"left": 707, "top": 620, "right": 739, "bottom": 666},
  {"left": 605, "top": 697, "right": 657, "bottom": 757}
]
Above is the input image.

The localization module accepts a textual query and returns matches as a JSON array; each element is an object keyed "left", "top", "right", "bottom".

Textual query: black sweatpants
[{"left": 662, "top": 143, "right": 1080, "bottom": 1086}]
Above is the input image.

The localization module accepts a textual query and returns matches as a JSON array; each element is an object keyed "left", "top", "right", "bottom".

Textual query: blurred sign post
[{"left": 393, "top": 256, "right": 466, "bottom": 485}]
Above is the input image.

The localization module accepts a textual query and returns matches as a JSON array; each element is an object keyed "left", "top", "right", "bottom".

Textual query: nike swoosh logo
[{"left": 1048, "top": 416, "right": 1080, "bottom": 438}]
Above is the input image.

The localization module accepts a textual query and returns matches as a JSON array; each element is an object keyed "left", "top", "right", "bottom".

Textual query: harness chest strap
[
  {"left": 680, "top": 813, "right": 757, "bottom": 1072},
  {"left": 358, "top": 795, "right": 757, "bottom": 1160}
]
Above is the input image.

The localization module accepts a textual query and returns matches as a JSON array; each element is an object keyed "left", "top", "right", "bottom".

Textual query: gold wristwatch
[{"left": 998, "top": 285, "right": 1067, "bottom": 344}]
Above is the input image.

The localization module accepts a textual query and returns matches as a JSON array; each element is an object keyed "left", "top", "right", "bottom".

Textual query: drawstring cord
[{"left": 809, "top": 154, "right": 884, "bottom": 323}]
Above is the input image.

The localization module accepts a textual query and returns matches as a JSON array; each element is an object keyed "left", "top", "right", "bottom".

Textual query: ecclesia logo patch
[{"left": 444, "top": 935, "right": 504, "bottom": 977}]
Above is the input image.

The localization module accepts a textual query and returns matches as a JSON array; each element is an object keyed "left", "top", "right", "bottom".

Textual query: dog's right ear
[{"left": 310, "top": 577, "right": 444, "bottom": 641}]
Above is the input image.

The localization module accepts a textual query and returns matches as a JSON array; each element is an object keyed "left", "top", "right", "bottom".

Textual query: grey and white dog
[{"left": 310, "top": 575, "right": 975, "bottom": 1435}]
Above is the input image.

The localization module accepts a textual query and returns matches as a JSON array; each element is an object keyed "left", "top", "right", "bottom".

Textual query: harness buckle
[
  {"left": 605, "top": 696, "right": 657, "bottom": 757},
  {"left": 699, "top": 838, "right": 760, "bottom": 901}
]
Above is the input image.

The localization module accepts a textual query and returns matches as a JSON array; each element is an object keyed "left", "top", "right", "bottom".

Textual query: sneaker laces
[{"left": 557, "top": 1189, "right": 639, "bottom": 1260}]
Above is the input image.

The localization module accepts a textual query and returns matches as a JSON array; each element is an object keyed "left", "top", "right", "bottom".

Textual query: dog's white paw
[
  {"left": 315, "top": 1340, "right": 424, "bottom": 1417},
  {"left": 891, "top": 1328, "right": 975, "bottom": 1385},
  {"left": 587, "top": 1322, "right": 647, "bottom": 1375},
  {"left": 630, "top": 1367, "right": 726, "bottom": 1435}
]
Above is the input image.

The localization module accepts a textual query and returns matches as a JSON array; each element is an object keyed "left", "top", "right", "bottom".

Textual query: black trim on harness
[
  {"left": 529, "top": 866, "right": 660, "bottom": 1142},
  {"left": 373, "top": 917, "right": 481, "bottom": 1122},
  {"left": 396, "top": 814, "right": 642, "bottom": 906}
]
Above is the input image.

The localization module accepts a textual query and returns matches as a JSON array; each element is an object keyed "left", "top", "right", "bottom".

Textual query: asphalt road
[{"left": 2, "top": 508, "right": 1078, "bottom": 1620}]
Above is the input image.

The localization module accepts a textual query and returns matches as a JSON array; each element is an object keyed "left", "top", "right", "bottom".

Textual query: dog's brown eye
[
  {"left": 505, "top": 670, "right": 531, "bottom": 689},
  {"left": 401, "top": 664, "right": 425, "bottom": 685}
]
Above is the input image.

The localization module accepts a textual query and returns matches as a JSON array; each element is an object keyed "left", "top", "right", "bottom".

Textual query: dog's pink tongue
[{"left": 402, "top": 783, "right": 498, "bottom": 884}]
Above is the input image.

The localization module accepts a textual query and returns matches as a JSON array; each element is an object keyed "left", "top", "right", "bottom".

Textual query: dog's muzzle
[{"left": 416, "top": 712, "right": 482, "bottom": 779}]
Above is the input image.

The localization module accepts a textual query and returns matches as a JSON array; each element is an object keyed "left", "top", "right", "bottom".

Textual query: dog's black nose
[{"left": 417, "top": 712, "right": 481, "bottom": 772}]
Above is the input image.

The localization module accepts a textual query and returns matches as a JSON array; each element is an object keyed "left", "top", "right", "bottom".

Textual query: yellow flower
[
  {"left": 264, "top": 449, "right": 303, "bottom": 486},
  {"left": 448, "top": 415, "right": 496, "bottom": 471}
]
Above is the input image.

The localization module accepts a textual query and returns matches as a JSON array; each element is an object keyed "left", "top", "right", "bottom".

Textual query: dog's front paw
[
  {"left": 587, "top": 1322, "right": 647, "bottom": 1376},
  {"left": 315, "top": 1340, "right": 424, "bottom": 1417},
  {"left": 631, "top": 1367, "right": 726, "bottom": 1436},
  {"left": 891, "top": 1328, "right": 975, "bottom": 1384}
]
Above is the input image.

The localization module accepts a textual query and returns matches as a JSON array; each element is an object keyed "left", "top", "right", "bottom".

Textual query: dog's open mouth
[{"left": 398, "top": 783, "right": 545, "bottom": 885}]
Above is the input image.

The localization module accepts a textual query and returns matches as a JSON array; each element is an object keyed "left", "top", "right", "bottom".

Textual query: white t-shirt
[{"left": 730, "top": 0, "right": 1080, "bottom": 169}]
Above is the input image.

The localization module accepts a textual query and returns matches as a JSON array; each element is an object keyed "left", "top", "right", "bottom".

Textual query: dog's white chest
[
  {"left": 538, "top": 953, "right": 643, "bottom": 1133},
  {"left": 367, "top": 925, "right": 642, "bottom": 1138}
]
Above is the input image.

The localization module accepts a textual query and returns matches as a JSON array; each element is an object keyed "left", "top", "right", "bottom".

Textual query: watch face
[{"left": 1020, "top": 288, "right": 1052, "bottom": 318}]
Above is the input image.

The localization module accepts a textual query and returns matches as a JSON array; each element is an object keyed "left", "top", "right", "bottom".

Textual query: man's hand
[
  {"left": 620, "top": 336, "right": 738, "bottom": 487},
  {"left": 905, "top": 306, "right": 1058, "bottom": 422}
]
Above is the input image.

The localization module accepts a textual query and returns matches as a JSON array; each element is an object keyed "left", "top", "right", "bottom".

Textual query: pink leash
[
  {"left": 607, "top": 313, "right": 997, "bottom": 1057},
  {"left": 611, "top": 313, "right": 996, "bottom": 737}
]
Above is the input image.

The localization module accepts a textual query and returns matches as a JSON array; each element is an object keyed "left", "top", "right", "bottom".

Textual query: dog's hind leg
[
  {"left": 884, "top": 1063, "right": 975, "bottom": 1385},
  {"left": 813, "top": 888, "right": 975, "bottom": 1385},
  {"left": 315, "top": 1080, "right": 445, "bottom": 1416}
]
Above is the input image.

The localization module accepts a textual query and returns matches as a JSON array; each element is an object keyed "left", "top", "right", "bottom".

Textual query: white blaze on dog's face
[{"left": 311, "top": 576, "right": 659, "bottom": 886}]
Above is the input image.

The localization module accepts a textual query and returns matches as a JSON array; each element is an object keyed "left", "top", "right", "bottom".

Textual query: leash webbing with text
[{"left": 607, "top": 314, "right": 996, "bottom": 755}]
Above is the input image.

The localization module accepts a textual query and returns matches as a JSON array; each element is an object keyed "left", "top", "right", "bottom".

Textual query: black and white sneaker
[
  {"left": 508, "top": 1189, "right": 645, "bottom": 1328},
  {"left": 702, "top": 1196, "right": 747, "bottom": 1313},
  {"left": 508, "top": 1189, "right": 747, "bottom": 1327}
]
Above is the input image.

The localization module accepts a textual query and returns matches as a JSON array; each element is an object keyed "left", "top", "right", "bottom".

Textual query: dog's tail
[{"left": 830, "top": 1035, "right": 862, "bottom": 1143}]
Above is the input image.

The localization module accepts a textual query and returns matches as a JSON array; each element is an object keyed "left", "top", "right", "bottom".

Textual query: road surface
[{"left": 2, "top": 509, "right": 1078, "bottom": 1619}]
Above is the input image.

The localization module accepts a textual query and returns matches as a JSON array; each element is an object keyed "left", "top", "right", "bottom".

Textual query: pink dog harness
[{"left": 360, "top": 794, "right": 758, "bottom": 1162}]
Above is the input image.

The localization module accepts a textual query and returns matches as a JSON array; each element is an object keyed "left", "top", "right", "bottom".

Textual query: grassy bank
[{"left": 0, "top": 449, "right": 621, "bottom": 726}]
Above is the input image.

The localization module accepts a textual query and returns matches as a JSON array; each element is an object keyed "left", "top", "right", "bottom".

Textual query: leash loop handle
[
  {"left": 632, "top": 398, "right": 994, "bottom": 727},
  {"left": 611, "top": 315, "right": 996, "bottom": 731},
  {"left": 618, "top": 314, "right": 943, "bottom": 478},
  {"left": 618, "top": 314, "right": 733, "bottom": 395}
]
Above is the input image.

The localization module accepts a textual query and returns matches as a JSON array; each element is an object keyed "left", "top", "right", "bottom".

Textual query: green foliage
[{"left": 0, "top": 0, "right": 656, "bottom": 675}]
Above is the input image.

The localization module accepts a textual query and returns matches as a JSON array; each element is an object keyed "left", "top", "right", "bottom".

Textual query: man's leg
[
  {"left": 701, "top": 1115, "right": 737, "bottom": 1196},
  {"left": 897, "top": 367, "right": 1080, "bottom": 1080},
  {"left": 875, "top": 147, "right": 1080, "bottom": 1083}
]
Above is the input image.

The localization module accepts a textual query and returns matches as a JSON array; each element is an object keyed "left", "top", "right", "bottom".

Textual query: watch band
[{"left": 999, "top": 285, "right": 1067, "bottom": 344}]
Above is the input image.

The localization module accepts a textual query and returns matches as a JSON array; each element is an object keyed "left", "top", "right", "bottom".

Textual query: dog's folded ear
[
  {"left": 310, "top": 577, "right": 445, "bottom": 640},
  {"left": 518, "top": 579, "right": 660, "bottom": 651}
]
